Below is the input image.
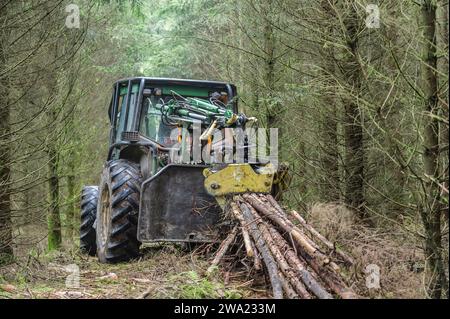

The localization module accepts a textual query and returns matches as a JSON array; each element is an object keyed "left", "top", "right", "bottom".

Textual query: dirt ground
[{"left": 0, "top": 244, "right": 266, "bottom": 299}]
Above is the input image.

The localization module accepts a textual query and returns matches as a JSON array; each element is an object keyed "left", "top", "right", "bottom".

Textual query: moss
[{"left": 174, "top": 271, "right": 242, "bottom": 299}]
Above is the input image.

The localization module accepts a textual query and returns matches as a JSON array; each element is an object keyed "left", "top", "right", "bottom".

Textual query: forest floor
[
  {"left": 0, "top": 203, "right": 431, "bottom": 299},
  {"left": 0, "top": 243, "right": 265, "bottom": 299}
]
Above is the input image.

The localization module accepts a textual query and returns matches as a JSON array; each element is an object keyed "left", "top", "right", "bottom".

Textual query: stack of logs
[{"left": 208, "top": 193, "right": 359, "bottom": 299}]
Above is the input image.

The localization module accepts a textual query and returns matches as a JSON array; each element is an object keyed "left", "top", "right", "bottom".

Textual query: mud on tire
[
  {"left": 80, "top": 186, "right": 98, "bottom": 256},
  {"left": 96, "top": 160, "right": 142, "bottom": 263}
]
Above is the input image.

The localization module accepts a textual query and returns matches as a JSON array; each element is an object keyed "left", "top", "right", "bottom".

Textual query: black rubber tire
[
  {"left": 80, "top": 186, "right": 98, "bottom": 256},
  {"left": 96, "top": 160, "right": 142, "bottom": 263}
]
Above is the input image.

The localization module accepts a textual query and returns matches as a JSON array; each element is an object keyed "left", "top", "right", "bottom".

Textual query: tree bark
[
  {"left": 419, "top": 0, "right": 448, "bottom": 299},
  {"left": 278, "top": 271, "right": 299, "bottom": 299},
  {"left": 239, "top": 202, "right": 284, "bottom": 299},
  {"left": 320, "top": 0, "right": 340, "bottom": 201},
  {"left": 47, "top": 112, "right": 62, "bottom": 251},
  {"left": 251, "top": 210, "right": 312, "bottom": 298},
  {"left": 242, "top": 194, "right": 331, "bottom": 266},
  {"left": 230, "top": 202, "right": 253, "bottom": 257},
  {"left": 207, "top": 226, "right": 238, "bottom": 273},
  {"left": 437, "top": 0, "right": 449, "bottom": 225},
  {"left": 266, "top": 226, "right": 332, "bottom": 299},
  {"left": 340, "top": 3, "right": 367, "bottom": 221},
  {"left": 0, "top": 3, "right": 13, "bottom": 262},
  {"left": 67, "top": 164, "right": 75, "bottom": 241},
  {"left": 66, "top": 124, "right": 76, "bottom": 242},
  {"left": 262, "top": 0, "right": 277, "bottom": 129}
]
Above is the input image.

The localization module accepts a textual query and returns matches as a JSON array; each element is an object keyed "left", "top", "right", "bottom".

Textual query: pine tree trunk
[
  {"left": 44, "top": 7, "right": 63, "bottom": 250},
  {"left": 419, "top": 0, "right": 447, "bottom": 299},
  {"left": 0, "top": 88, "right": 13, "bottom": 261},
  {"left": 437, "top": 0, "right": 449, "bottom": 224},
  {"left": 0, "top": 4, "right": 13, "bottom": 262},
  {"left": 262, "top": 1, "right": 276, "bottom": 129},
  {"left": 47, "top": 109, "right": 62, "bottom": 251},
  {"left": 320, "top": 0, "right": 340, "bottom": 201},
  {"left": 66, "top": 155, "right": 76, "bottom": 242},
  {"left": 340, "top": 4, "right": 366, "bottom": 219},
  {"left": 320, "top": 90, "right": 340, "bottom": 201}
]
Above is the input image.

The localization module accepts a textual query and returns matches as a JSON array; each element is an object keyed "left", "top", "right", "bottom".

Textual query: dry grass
[{"left": 305, "top": 203, "right": 425, "bottom": 298}]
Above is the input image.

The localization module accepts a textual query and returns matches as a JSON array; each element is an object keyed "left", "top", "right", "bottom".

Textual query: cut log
[
  {"left": 239, "top": 202, "right": 284, "bottom": 299},
  {"left": 262, "top": 195, "right": 327, "bottom": 255},
  {"left": 259, "top": 227, "right": 312, "bottom": 298},
  {"left": 255, "top": 194, "right": 343, "bottom": 273},
  {"left": 249, "top": 238, "right": 262, "bottom": 271},
  {"left": 292, "top": 240, "right": 359, "bottom": 299},
  {"left": 230, "top": 202, "right": 254, "bottom": 257},
  {"left": 267, "top": 226, "right": 333, "bottom": 299},
  {"left": 242, "top": 193, "right": 331, "bottom": 267},
  {"left": 278, "top": 271, "right": 300, "bottom": 299},
  {"left": 210, "top": 193, "right": 358, "bottom": 299},
  {"left": 290, "top": 209, "right": 355, "bottom": 266},
  {"left": 207, "top": 226, "right": 238, "bottom": 273},
  {"left": 246, "top": 204, "right": 312, "bottom": 298},
  {"left": 266, "top": 194, "right": 286, "bottom": 215}
]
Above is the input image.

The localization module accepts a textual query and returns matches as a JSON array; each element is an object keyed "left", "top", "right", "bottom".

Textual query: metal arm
[{"left": 154, "top": 93, "right": 257, "bottom": 140}]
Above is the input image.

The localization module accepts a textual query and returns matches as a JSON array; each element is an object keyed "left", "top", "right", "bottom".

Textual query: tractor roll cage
[{"left": 107, "top": 77, "right": 238, "bottom": 160}]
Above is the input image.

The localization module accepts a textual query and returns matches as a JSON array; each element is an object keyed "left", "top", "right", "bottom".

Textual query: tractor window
[
  {"left": 115, "top": 93, "right": 127, "bottom": 142},
  {"left": 139, "top": 97, "right": 174, "bottom": 146},
  {"left": 126, "top": 88, "right": 138, "bottom": 131},
  {"left": 115, "top": 84, "right": 139, "bottom": 142}
]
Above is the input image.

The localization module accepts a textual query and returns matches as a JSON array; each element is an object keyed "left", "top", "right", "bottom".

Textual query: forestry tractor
[{"left": 79, "top": 77, "right": 288, "bottom": 263}]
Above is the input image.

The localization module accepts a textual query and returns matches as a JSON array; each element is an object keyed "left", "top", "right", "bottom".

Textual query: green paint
[
  {"left": 162, "top": 86, "right": 210, "bottom": 97},
  {"left": 187, "top": 97, "right": 220, "bottom": 113},
  {"left": 177, "top": 108, "right": 190, "bottom": 116}
]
